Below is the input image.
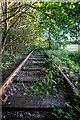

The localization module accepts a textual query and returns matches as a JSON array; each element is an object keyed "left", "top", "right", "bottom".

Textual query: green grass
[{"left": 65, "top": 44, "right": 79, "bottom": 51}]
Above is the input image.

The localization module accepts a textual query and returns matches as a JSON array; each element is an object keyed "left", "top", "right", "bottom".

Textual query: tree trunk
[{"left": 1, "top": 1, "right": 8, "bottom": 54}]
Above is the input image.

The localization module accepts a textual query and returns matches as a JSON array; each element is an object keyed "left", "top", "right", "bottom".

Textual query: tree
[
  {"left": 1, "top": 1, "right": 37, "bottom": 53},
  {"left": 1, "top": 1, "right": 79, "bottom": 53},
  {"left": 34, "top": 2, "right": 79, "bottom": 48}
]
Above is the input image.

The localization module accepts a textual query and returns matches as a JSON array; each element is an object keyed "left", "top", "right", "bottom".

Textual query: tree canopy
[{"left": 0, "top": 1, "right": 79, "bottom": 53}]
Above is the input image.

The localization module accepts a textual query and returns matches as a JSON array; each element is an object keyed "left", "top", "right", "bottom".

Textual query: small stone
[
  {"left": 20, "top": 113, "right": 23, "bottom": 118},
  {"left": 16, "top": 111, "right": 19, "bottom": 114},
  {"left": 10, "top": 89, "right": 12, "bottom": 91},
  {"left": 25, "top": 112, "right": 28, "bottom": 115},
  {"left": 28, "top": 113, "right": 31, "bottom": 116},
  {"left": 18, "top": 88, "right": 20, "bottom": 91},
  {"left": 11, "top": 93, "right": 13, "bottom": 95},
  {"left": 8, "top": 102, "right": 11, "bottom": 105},
  {"left": 13, "top": 88, "right": 16, "bottom": 91},
  {"left": 8, "top": 91, "right": 11, "bottom": 94},
  {"left": 32, "top": 113, "right": 35, "bottom": 117},
  {"left": 17, "top": 77, "right": 19, "bottom": 80},
  {"left": 37, "top": 114, "right": 41, "bottom": 118},
  {"left": 54, "top": 95, "right": 56, "bottom": 98},
  {"left": 3, "top": 115, "right": 6, "bottom": 118}
]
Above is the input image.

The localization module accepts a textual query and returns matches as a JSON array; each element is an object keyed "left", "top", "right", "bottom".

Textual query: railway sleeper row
[{"left": 1, "top": 49, "right": 79, "bottom": 119}]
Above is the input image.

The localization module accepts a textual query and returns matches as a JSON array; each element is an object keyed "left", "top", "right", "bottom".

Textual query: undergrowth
[
  {"left": 45, "top": 49, "right": 80, "bottom": 90},
  {"left": 2, "top": 46, "right": 34, "bottom": 72},
  {"left": 23, "top": 59, "right": 64, "bottom": 96},
  {"left": 52, "top": 103, "right": 80, "bottom": 120},
  {"left": 22, "top": 49, "right": 80, "bottom": 120}
]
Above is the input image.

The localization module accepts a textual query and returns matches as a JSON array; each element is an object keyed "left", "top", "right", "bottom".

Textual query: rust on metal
[
  {"left": 54, "top": 63, "right": 77, "bottom": 90},
  {"left": 2, "top": 94, "right": 9, "bottom": 103},
  {"left": 0, "top": 50, "right": 34, "bottom": 98},
  {"left": 43, "top": 49, "right": 79, "bottom": 96}
]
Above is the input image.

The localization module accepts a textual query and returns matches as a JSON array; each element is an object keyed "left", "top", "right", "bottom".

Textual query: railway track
[{"left": 0, "top": 49, "right": 80, "bottom": 120}]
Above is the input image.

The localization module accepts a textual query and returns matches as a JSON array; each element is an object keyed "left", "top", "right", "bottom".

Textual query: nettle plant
[
  {"left": 23, "top": 58, "right": 64, "bottom": 95},
  {"left": 52, "top": 102, "right": 80, "bottom": 120}
]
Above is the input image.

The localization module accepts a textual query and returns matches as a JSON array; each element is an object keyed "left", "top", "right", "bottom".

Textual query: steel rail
[
  {"left": 0, "top": 49, "right": 34, "bottom": 98},
  {"left": 42, "top": 48, "right": 79, "bottom": 96}
]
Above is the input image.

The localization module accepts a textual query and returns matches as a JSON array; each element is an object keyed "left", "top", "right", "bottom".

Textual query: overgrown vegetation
[
  {"left": 23, "top": 60, "right": 62, "bottom": 95},
  {"left": 22, "top": 49, "right": 80, "bottom": 119},
  {"left": 45, "top": 49, "right": 80, "bottom": 89},
  {"left": 52, "top": 103, "right": 80, "bottom": 120},
  {"left": 1, "top": 1, "right": 80, "bottom": 119},
  {"left": 1, "top": 1, "right": 79, "bottom": 71}
]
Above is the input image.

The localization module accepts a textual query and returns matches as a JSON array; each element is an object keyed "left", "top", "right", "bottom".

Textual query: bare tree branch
[
  {"left": 1, "top": 2, "right": 56, "bottom": 23},
  {"left": 1, "top": 14, "right": 21, "bottom": 54},
  {"left": 1, "top": 6, "right": 24, "bottom": 23},
  {"left": 25, "top": 3, "right": 56, "bottom": 21}
]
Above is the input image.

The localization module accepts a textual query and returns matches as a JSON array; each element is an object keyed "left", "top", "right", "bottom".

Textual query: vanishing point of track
[{"left": 0, "top": 48, "right": 79, "bottom": 120}]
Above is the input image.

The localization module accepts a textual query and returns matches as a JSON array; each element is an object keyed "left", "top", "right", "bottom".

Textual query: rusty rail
[
  {"left": 0, "top": 48, "right": 79, "bottom": 99},
  {"left": 42, "top": 48, "right": 79, "bottom": 96},
  {"left": 0, "top": 49, "right": 34, "bottom": 98}
]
